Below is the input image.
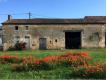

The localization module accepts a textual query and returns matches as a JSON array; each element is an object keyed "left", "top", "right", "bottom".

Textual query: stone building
[{"left": 2, "top": 15, "right": 106, "bottom": 50}]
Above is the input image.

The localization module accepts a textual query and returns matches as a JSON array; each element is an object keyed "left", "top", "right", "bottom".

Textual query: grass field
[
  {"left": 1, "top": 48, "right": 105, "bottom": 62},
  {"left": 0, "top": 48, "right": 106, "bottom": 79}
]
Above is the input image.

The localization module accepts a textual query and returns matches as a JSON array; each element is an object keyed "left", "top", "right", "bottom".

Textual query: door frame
[
  {"left": 39, "top": 38, "right": 47, "bottom": 50},
  {"left": 64, "top": 30, "right": 82, "bottom": 49}
]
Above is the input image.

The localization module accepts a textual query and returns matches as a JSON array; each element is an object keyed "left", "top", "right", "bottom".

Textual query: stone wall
[{"left": 2, "top": 24, "right": 106, "bottom": 50}]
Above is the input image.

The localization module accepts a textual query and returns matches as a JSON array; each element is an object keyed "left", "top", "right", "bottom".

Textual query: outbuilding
[{"left": 2, "top": 16, "right": 106, "bottom": 50}]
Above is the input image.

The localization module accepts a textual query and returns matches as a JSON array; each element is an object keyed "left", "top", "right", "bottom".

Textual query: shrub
[
  {"left": 43, "top": 56, "right": 59, "bottom": 62},
  {"left": 57, "top": 52, "right": 91, "bottom": 67},
  {"left": 21, "top": 56, "right": 52, "bottom": 71},
  {"left": 0, "top": 55, "right": 22, "bottom": 64},
  {"left": 14, "top": 42, "right": 26, "bottom": 50},
  {"left": 7, "top": 42, "right": 26, "bottom": 51},
  {"left": 8, "top": 47, "right": 16, "bottom": 51},
  {"left": 69, "top": 63, "right": 106, "bottom": 79},
  {"left": 37, "top": 61, "right": 52, "bottom": 70},
  {"left": 42, "top": 52, "right": 91, "bottom": 67}
]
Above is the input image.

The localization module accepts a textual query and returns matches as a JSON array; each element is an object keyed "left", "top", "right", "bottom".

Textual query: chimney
[{"left": 8, "top": 15, "right": 12, "bottom": 20}]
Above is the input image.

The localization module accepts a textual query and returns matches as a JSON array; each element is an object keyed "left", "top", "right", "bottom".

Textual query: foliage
[
  {"left": 14, "top": 42, "right": 26, "bottom": 50},
  {"left": 12, "top": 56, "right": 52, "bottom": 71},
  {"left": 8, "top": 42, "right": 26, "bottom": 51},
  {"left": 57, "top": 52, "right": 91, "bottom": 67},
  {"left": 0, "top": 50, "right": 105, "bottom": 79},
  {"left": 8, "top": 47, "right": 16, "bottom": 51},
  {"left": 0, "top": 55, "right": 22, "bottom": 64},
  {"left": 69, "top": 63, "right": 106, "bottom": 79},
  {"left": 11, "top": 64, "right": 25, "bottom": 72}
]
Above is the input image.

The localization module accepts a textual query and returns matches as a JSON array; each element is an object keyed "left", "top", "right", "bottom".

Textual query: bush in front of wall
[
  {"left": 8, "top": 47, "right": 16, "bottom": 51},
  {"left": 7, "top": 42, "right": 26, "bottom": 51},
  {"left": 14, "top": 42, "right": 26, "bottom": 50}
]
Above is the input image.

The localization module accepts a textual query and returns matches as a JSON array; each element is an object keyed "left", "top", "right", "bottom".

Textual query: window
[
  {"left": 25, "top": 26, "right": 29, "bottom": 30},
  {"left": 50, "top": 40, "right": 52, "bottom": 44},
  {"left": 89, "top": 32, "right": 99, "bottom": 41},
  {"left": 55, "top": 39, "right": 57, "bottom": 42},
  {"left": 25, "top": 36, "right": 29, "bottom": 38},
  {"left": 15, "top": 26, "right": 18, "bottom": 30}
]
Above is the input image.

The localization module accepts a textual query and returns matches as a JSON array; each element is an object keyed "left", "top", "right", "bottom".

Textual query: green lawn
[{"left": 0, "top": 48, "right": 106, "bottom": 79}]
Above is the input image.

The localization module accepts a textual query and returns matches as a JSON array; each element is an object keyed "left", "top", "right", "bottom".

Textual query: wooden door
[
  {"left": 65, "top": 32, "right": 81, "bottom": 49},
  {"left": 39, "top": 38, "right": 47, "bottom": 49}
]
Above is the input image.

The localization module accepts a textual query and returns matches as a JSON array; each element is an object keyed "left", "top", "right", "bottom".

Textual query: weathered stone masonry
[{"left": 2, "top": 16, "right": 106, "bottom": 50}]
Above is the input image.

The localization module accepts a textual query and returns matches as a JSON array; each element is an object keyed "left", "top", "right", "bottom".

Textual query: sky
[{"left": 0, "top": 0, "right": 106, "bottom": 25}]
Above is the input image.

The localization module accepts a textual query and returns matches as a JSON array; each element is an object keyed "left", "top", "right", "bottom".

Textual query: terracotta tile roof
[{"left": 2, "top": 16, "right": 106, "bottom": 25}]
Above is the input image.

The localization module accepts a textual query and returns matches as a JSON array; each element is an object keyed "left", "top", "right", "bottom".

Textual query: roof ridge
[{"left": 2, "top": 16, "right": 106, "bottom": 25}]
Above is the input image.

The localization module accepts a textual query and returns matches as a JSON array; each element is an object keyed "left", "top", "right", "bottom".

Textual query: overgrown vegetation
[
  {"left": 8, "top": 41, "right": 26, "bottom": 51},
  {"left": 0, "top": 48, "right": 105, "bottom": 79}
]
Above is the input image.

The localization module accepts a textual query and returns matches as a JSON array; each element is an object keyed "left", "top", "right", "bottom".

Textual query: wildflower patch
[{"left": 0, "top": 52, "right": 105, "bottom": 79}]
